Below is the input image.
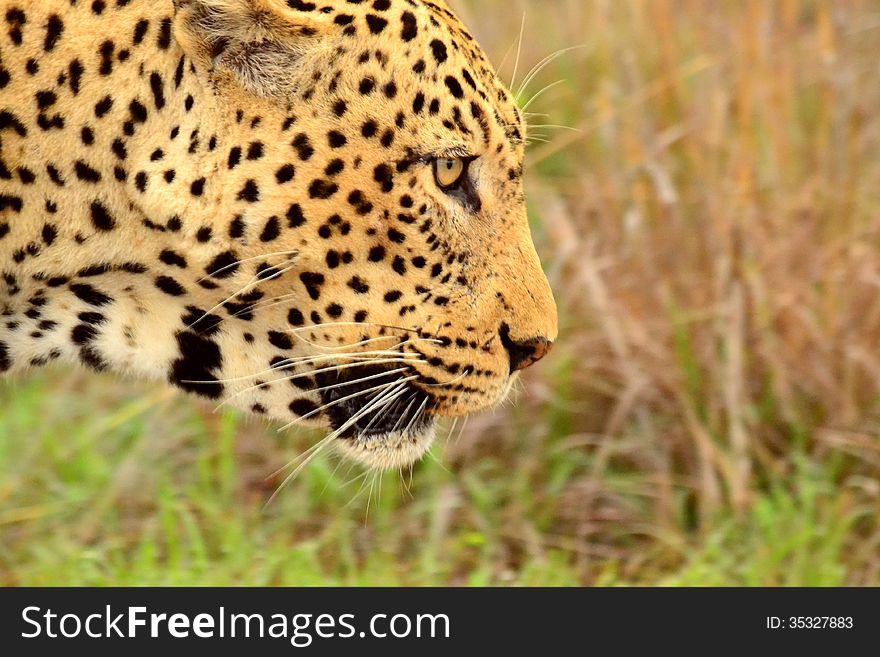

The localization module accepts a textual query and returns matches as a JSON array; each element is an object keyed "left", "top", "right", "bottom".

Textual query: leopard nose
[{"left": 499, "top": 324, "right": 554, "bottom": 374}]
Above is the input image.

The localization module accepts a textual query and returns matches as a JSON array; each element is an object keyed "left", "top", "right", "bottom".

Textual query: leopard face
[{"left": 0, "top": 0, "right": 557, "bottom": 469}]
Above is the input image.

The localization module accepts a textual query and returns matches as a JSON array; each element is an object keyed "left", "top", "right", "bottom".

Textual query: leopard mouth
[{"left": 314, "top": 363, "right": 436, "bottom": 440}]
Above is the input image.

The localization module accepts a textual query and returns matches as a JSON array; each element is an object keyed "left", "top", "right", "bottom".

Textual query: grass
[
  {"left": 1, "top": 372, "right": 588, "bottom": 585},
  {"left": 2, "top": 0, "right": 880, "bottom": 586}
]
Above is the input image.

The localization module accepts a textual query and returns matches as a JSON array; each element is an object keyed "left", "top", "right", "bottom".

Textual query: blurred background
[{"left": 2, "top": 0, "right": 880, "bottom": 586}]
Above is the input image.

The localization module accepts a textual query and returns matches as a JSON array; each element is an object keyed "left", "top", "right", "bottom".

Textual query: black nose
[{"left": 499, "top": 324, "right": 554, "bottom": 374}]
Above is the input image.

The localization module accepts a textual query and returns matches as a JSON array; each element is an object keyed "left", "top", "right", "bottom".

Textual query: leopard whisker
[
  {"left": 509, "top": 12, "right": 527, "bottom": 90},
  {"left": 276, "top": 375, "right": 419, "bottom": 432},
  {"left": 361, "top": 389, "right": 413, "bottom": 436},
  {"left": 520, "top": 79, "right": 566, "bottom": 113},
  {"left": 185, "top": 350, "right": 424, "bottom": 386},
  {"left": 343, "top": 469, "right": 374, "bottom": 508},
  {"left": 216, "top": 362, "right": 415, "bottom": 411},
  {"left": 319, "top": 452, "right": 350, "bottom": 498},
  {"left": 527, "top": 123, "right": 581, "bottom": 132},
  {"left": 454, "top": 416, "right": 470, "bottom": 444},
  {"left": 264, "top": 433, "right": 337, "bottom": 507},
  {"left": 388, "top": 392, "right": 419, "bottom": 435},
  {"left": 515, "top": 44, "right": 589, "bottom": 99},
  {"left": 223, "top": 291, "right": 300, "bottom": 321},
  {"left": 293, "top": 366, "right": 411, "bottom": 396},
  {"left": 270, "top": 355, "right": 426, "bottom": 377},
  {"left": 299, "top": 335, "right": 411, "bottom": 351},
  {"left": 214, "top": 358, "right": 425, "bottom": 410},
  {"left": 341, "top": 466, "right": 371, "bottom": 491},
  {"left": 405, "top": 459, "right": 415, "bottom": 494},
  {"left": 266, "top": 431, "right": 335, "bottom": 482},
  {"left": 420, "top": 368, "right": 471, "bottom": 387},
  {"left": 267, "top": 380, "right": 406, "bottom": 481},
  {"left": 365, "top": 471, "right": 378, "bottom": 521},
  {"left": 373, "top": 468, "right": 385, "bottom": 514},
  {"left": 267, "top": 379, "right": 408, "bottom": 482},
  {"left": 286, "top": 332, "right": 404, "bottom": 350},
  {"left": 423, "top": 444, "right": 452, "bottom": 475},
  {"left": 397, "top": 467, "right": 412, "bottom": 499},
  {"left": 189, "top": 262, "right": 299, "bottom": 329},
  {"left": 286, "top": 321, "right": 428, "bottom": 336},
  {"left": 444, "top": 416, "right": 460, "bottom": 445},
  {"left": 197, "top": 250, "right": 299, "bottom": 281},
  {"left": 403, "top": 395, "right": 430, "bottom": 437},
  {"left": 266, "top": 381, "right": 409, "bottom": 505},
  {"left": 249, "top": 263, "right": 296, "bottom": 284},
  {"left": 363, "top": 469, "right": 385, "bottom": 520},
  {"left": 332, "top": 379, "right": 412, "bottom": 438},
  {"left": 254, "top": 340, "right": 416, "bottom": 369},
  {"left": 289, "top": 332, "right": 442, "bottom": 352},
  {"left": 346, "top": 468, "right": 375, "bottom": 511},
  {"left": 495, "top": 13, "right": 523, "bottom": 84}
]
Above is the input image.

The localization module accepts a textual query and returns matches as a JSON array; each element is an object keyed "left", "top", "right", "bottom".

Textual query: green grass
[
  {"left": 2, "top": 368, "right": 873, "bottom": 586},
  {"left": 1, "top": 372, "right": 588, "bottom": 586}
]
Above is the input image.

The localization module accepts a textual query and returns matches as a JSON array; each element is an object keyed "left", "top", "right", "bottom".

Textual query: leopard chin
[{"left": 334, "top": 421, "right": 438, "bottom": 471}]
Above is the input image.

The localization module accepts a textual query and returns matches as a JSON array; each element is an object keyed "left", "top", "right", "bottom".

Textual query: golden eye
[{"left": 433, "top": 157, "right": 468, "bottom": 190}]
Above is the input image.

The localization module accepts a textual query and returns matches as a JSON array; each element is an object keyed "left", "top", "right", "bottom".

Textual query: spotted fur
[{"left": 0, "top": 0, "right": 557, "bottom": 469}]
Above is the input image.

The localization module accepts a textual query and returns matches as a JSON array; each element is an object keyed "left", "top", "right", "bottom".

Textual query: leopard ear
[{"left": 173, "top": 0, "right": 330, "bottom": 98}]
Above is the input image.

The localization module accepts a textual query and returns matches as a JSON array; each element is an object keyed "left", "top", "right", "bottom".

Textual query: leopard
[{"left": 0, "top": 0, "right": 557, "bottom": 471}]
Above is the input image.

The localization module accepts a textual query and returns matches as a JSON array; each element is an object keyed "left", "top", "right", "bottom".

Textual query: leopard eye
[{"left": 433, "top": 157, "right": 469, "bottom": 191}]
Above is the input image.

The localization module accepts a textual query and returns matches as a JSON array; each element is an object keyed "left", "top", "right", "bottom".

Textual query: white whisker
[
  {"left": 276, "top": 375, "right": 418, "bottom": 432},
  {"left": 186, "top": 349, "right": 423, "bottom": 387},
  {"left": 510, "top": 12, "right": 527, "bottom": 90},
  {"left": 287, "top": 321, "right": 426, "bottom": 336},
  {"left": 213, "top": 356, "right": 426, "bottom": 409},
  {"left": 527, "top": 123, "right": 582, "bottom": 133},
  {"left": 290, "top": 333, "right": 401, "bottom": 351},
  {"left": 264, "top": 434, "right": 337, "bottom": 508},
  {"left": 403, "top": 396, "right": 430, "bottom": 436},
  {"left": 320, "top": 453, "right": 348, "bottom": 498},
  {"left": 289, "top": 332, "right": 442, "bottom": 352},
  {"left": 221, "top": 365, "right": 414, "bottom": 413},
  {"left": 188, "top": 263, "right": 298, "bottom": 330},
  {"left": 198, "top": 250, "right": 298, "bottom": 281},
  {"left": 375, "top": 469, "right": 384, "bottom": 512},
  {"left": 360, "top": 389, "right": 411, "bottom": 435},
  {"left": 266, "top": 432, "right": 335, "bottom": 482},
  {"left": 266, "top": 381, "right": 409, "bottom": 505},
  {"left": 453, "top": 416, "right": 469, "bottom": 445},
  {"left": 364, "top": 471, "right": 378, "bottom": 522},
  {"left": 388, "top": 393, "right": 418, "bottom": 435},
  {"left": 516, "top": 44, "right": 590, "bottom": 99},
  {"left": 445, "top": 417, "right": 460, "bottom": 444},
  {"left": 424, "top": 445, "right": 452, "bottom": 475},
  {"left": 342, "top": 469, "right": 372, "bottom": 506},
  {"left": 421, "top": 369, "right": 470, "bottom": 387},
  {"left": 521, "top": 79, "right": 566, "bottom": 112},
  {"left": 225, "top": 291, "right": 299, "bottom": 321}
]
